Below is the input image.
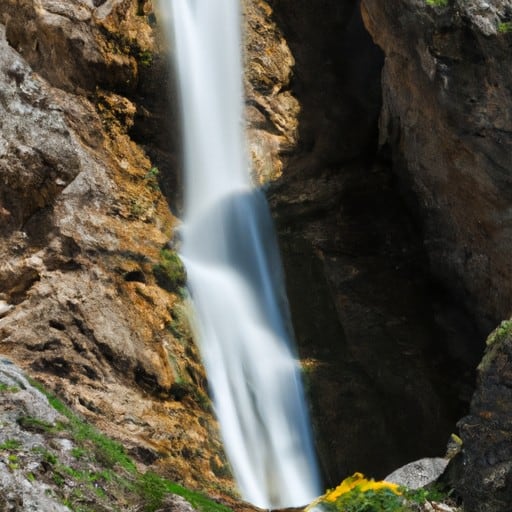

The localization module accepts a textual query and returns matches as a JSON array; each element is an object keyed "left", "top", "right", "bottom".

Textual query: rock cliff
[
  {"left": 266, "top": 0, "right": 481, "bottom": 487},
  {"left": 361, "top": 0, "right": 512, "bottom": 333},
  {"left": 0, "top": 0, "right": 236, "bottom": 505},
  {"left": 360, "top": 1, "right": 512, "bottom": 510},
  {"left": 1, "top": 0, "right": 512, "bottom": 511}
]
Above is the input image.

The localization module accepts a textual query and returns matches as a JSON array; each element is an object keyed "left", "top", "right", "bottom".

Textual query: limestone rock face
[
  {"left": 361, "top": 0, "right": 512, "bottom": 332},
  {"left": 243, "top": 0, "right": 299, "bottom": 183},
  {"left": 0, "top": 0, "right": 153, "bottom": 93},
  {"left": 0, "top": 6, "right": 231, "bottom": 499},
  {"left": 0, "top": 360, "right": 72, "bottom": 512}
]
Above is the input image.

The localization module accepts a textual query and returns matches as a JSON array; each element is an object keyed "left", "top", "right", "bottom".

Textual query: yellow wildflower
[
  {"left": 325, "top": 472, "right": 401, "bottom": 502},
  {"left": 306, "top": 472, "right": 402, "bottom": 510}
]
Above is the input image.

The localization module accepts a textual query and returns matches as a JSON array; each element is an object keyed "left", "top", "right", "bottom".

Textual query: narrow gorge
[{"left": 0, "top": 0, "right": 511, "bottom": 511}]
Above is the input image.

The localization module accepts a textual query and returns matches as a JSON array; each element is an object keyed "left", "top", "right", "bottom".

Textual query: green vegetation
[
  {"left": 498, "top": 21, "right": 512, "bottom": 33},
  {"left": 0, "top": 383, "right": 20, "bottom": 393},
  {"left": 23, "top": 379, "right": 232, "bottom": 512},
  {"left": 144, "top": 166, "right": 160, "bottom": 190},
  {"left": 486, "top": 319, "right": 512, "bottom": 346},
  {"left": 30, "top": 378, "right": 135, "bottom": 472},
  {"left": 138, "top": 50, "right": 153, "bottom": 67},
  {"left": 153, "top": 248, "right": 187, "bottom": 293},
  {"left": 325, "top": 487, "right": 447, "bottom": 512},
  {"left": 328, "top": 487, "right": 403, "bottom": 512},
  {"left": 426, "top": 0, "right": 448, "bottom": 7},
  {"left": 7, "top": 453, "right": 19, "bottom": 471},
  {"left": 17, "top": 416, "right": 64, "bottom": 434},
  {"left": 137, "top": 472, "right": 232, "bottom": 512},
  {"left": 0, "top": 439, "right": 22, "bottom": 450},
  {"left": 309, "top": 473, "right": 451, "bottom": 512}
]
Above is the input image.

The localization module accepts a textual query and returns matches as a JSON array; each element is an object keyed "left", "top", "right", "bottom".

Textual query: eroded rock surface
[
  {"left": 243, "top": 0, "right": 299, "bottom": 183},
  {"left": 449, "top": 321, "right": 512, "bottom": 512},
  {"left": 1, "top": 0, "right": 509, "bottom": 509},
  {"left": 0, "top": 7, "right": 232, "bottom": 500},
  {"left": 361, "top": 0, "right": 512, "bottom": 332},
  {"left": 263, "top": 0, "right": 480, "bottom": 486},
  {"left": 360, "top": 2, "right": 512, "bottom": 509},
  {"left": 0, "top": 359, "right": 71, "bottom": 512},
  {"left": 0, "top": 0, "right": 154, "bottom": 93}
]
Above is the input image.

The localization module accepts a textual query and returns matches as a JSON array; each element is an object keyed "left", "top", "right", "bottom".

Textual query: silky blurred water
[{"left": 163, "top": 0, "right": 321, "bottom": 507}]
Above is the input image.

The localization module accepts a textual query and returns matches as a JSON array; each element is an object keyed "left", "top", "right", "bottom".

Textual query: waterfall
[{"left": 162, "top": 0, "right": 321, "bottom": 508}]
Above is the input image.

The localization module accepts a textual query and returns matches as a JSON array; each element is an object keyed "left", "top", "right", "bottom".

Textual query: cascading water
[{"left": 162, "top": 0, "right": 321, "bottom": 508}]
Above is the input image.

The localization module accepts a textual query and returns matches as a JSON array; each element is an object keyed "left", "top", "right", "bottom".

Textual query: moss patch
[
  {"left": 426, "top": 0, "right": 448, "bottom": 7},
  {"left": 153, "top": 248, "right": 187, "bottom": 293}
]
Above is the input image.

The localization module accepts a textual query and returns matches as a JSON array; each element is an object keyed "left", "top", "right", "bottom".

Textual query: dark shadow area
[
  {"left": 268, "top": 0, "right": 483, "bottom": 486},
  {"left": 128, "top": 46, "right": 183, "bottom": 216}
]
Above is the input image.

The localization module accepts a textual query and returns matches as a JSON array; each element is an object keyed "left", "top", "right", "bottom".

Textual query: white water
[{"left": 163, "top": 0, "right": 321, "bottom": 508}]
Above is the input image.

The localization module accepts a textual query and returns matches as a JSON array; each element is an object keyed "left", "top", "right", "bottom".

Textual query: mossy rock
[{"left": 153, "top": 249, "right": 187, "bottom": 293}]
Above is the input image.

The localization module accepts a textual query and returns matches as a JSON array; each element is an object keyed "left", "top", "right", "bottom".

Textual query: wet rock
[
  {"left": 243, "top": 0, "right": 299, "bottom": 182},
  {"left": 265, "top": 0, "right": 479, "bottom": 485}
]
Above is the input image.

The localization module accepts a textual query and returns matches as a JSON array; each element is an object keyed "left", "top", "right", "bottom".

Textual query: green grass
[
  {"left": 0, "top": 439, "right": 22, "bottom": 450},
  {"left": 0, "top": 383, "right": 20, "bottom": 393},
  {"left": 137, "top": 472, "right": 233, "bottom": 512},
  {"left": 26, "top": 378, "right": 234, "bottom": 512},
  {"left": 29, "top": 378, "right": 135, "bottom": 471},
  {"left": 16, "top": 416, "right": 64, "bottom": 434}
]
